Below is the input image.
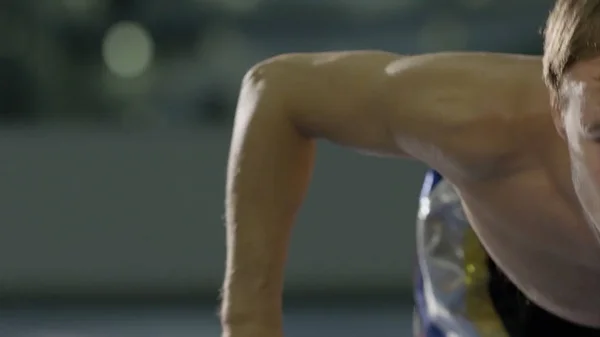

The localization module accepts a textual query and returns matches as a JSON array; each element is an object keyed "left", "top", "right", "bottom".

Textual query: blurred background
[{"left": 0, "top": 0, "right": 551, "bottom": 336}]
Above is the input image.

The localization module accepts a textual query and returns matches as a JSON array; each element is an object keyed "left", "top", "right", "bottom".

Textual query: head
[
  {"left": 543, "top": 0, "right": 600, "bottom": 233},
  {"left": 544, "top": 0, "right": 600, "bottom": 230}
]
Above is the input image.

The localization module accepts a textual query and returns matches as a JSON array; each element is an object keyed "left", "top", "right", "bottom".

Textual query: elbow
[
  {"left": 242, "top": 63, "right": 270, "bottom": 89},
  {"left": 238, "top": 58, "right": 283, "bottom": 112},
  {"left": 246, "top": 55, "right": 317, "bottom": 138},
  {"left": 242, "top": 53, "right": 297, "bottom": 87},
  {"left": 239, "top": 56, "right": 309, "bottom": 136}
]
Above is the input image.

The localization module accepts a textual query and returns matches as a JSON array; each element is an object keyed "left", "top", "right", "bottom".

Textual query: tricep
[{"left": 253, "top": 51, "right": 523, "bottom": 172}]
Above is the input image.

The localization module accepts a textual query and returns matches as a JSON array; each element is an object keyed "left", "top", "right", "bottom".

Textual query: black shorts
[{"left": 488, "top": 256, "right": 600, "bottom": 336}]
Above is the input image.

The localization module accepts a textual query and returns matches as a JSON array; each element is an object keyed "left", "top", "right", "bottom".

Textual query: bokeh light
[{"left": 102, "top": 21, "right": 154, "bottom": 79}]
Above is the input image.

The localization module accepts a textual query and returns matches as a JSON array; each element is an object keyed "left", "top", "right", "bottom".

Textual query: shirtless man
[{"left": 221, "top": 1, "right": 600, "bottom": 336}]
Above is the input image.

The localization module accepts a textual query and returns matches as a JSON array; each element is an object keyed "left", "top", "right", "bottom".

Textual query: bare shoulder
[
  {"left": 385, "top": 52, "right": 545, "bottom": 115},
  {"left": 383, "top": 52, "right": 549, "bottom": 180},
  {"left": 386, "top": 51, "right": 541, "bottom": 73}
]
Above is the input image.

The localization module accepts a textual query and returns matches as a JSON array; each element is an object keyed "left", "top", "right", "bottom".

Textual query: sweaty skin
[{"left": 221, "top": 51, "right": 600, "bottom": 336}]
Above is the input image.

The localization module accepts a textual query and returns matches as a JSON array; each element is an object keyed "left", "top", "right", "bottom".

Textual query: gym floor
[{"left": 0, "top": 298, "right": 413, "bottom": 337}]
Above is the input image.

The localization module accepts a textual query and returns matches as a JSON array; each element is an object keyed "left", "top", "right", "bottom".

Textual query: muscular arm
[{"left": 221, "top": 50, "right": 533, "bottom": 334}]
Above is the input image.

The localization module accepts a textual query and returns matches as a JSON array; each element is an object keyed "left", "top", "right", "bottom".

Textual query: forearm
[{"left": 221, "top": 65, "right": 315, "bottom": 328}]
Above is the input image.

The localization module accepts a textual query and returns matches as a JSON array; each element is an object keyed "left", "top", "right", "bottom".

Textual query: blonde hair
[{"left": 543, "top": 0, "right": 600, "bottom": 105}]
